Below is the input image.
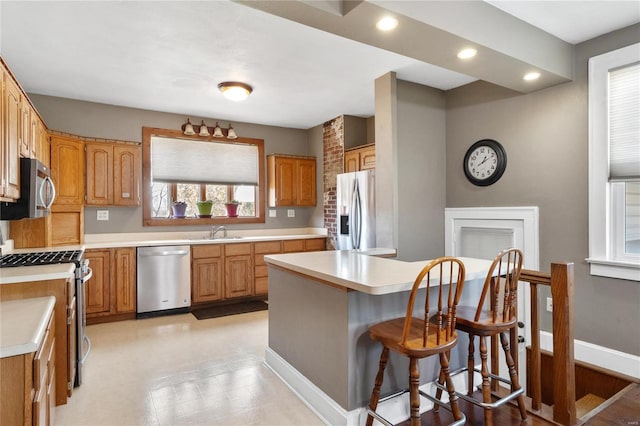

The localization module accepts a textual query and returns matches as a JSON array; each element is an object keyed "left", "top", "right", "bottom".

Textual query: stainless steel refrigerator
[{"left": 336, "top": 170, "right": 376, "bottom": 250}]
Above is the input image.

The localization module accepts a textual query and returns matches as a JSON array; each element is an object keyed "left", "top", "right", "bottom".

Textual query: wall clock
[{"left": 463, "top": 139, "right": 507, "bottom": 186}]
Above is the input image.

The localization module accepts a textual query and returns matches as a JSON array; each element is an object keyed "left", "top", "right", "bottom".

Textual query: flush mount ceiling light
[
  {"left": 457, "top": 48, "right": 477, "bottom": 60},
  {"left": 218, "top": 82, "right": 253, "bottom": 101},
  {"left": 376, "top": 16, "right": 398, "bottom": 31},
  {"left": 523, "top": 72, "right": 541, "bottom": 81}
]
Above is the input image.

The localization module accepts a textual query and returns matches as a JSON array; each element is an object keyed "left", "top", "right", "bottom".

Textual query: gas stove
[{"left": 0, "top": 250, "right": 83, "bottom": 268}]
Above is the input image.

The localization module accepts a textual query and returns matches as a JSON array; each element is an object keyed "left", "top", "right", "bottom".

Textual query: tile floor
[{"left": 54, "top": 311, "right": 324, "bottom": 426}]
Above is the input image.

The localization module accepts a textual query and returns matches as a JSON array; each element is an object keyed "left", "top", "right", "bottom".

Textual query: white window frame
[{"left": 587, "top": 43, "right": 640, "bottom": 281}]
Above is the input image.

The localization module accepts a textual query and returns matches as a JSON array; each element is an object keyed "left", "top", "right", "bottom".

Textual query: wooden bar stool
[
  {"left": 436, "top": 248, "right": 527, "bottom": 425},
  {"left": 366, "top": 257, "right": 467, "bottom": 426}
]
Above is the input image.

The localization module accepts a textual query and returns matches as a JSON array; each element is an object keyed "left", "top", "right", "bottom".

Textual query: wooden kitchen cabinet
[
  {"left": 253, "top": 240, "right": 282, "bottom": 295},
  {"left": 37, "top": 121, "right": 50, "bottom": 167},
  {"left": 85, "top": 247, "right": 136, "bottom": 323},
  {"left": 2, "top": 65, "right": 22, "bottom": 200},
  {"left": 0, "top": 277, "right": 75, "bottom": 407},
  {"left": 1, "top": 309, "right": 55, "bottom": 426},
  {"left": 267, "top": 154, "right": 316, "bottom": 207},
  {"left": 224, "top": 243, "right": 253, "bottom": 298},
  {"left": 283, "top": 238, "right": 326, "bottom": 253},
  {"left": 51, "top": 135, "right": 84, "bottom": 206},
  {"left": 191, "top": 245, "right": 224, "bottom": 303},
  {"left": 85, "top": 142, "right": 140, "bottom": 206},
  {"left": 20, "top": 99, "right": 36, "bottom": 158},
  {"left": 344, "top": 143, "right": 375, "bottom": 172}
]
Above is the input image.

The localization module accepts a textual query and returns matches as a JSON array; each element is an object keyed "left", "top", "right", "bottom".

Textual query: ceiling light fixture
[
  {"left": 376, "top": 16, "right": 398, "bottom": 31},
  {"left": 182, "top": 118, "right": 196, "bottom": 136},
  {"left": 523, "top": 72, "right": 541, "bottom": 81},
  {"left": 227, "top": 124, "right": 238, "bottom": 139},
  {"left": 213, "top": 122, "right": 224, "bottom": 137},
  {"left": 198, "top": 120, "right": 210, "bottom": 137},
  {"left": 457, "top": 48, "right": 477, "bottom": 60},
  {"left": 218, "top": 82, "right": 253, "bottom": 101}
]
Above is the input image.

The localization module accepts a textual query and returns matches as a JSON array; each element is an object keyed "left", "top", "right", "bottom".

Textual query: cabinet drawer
[
  {"left": 282, "top": 240, "right": 305, "bottom": 253},
  {"left": 255, "top": 265, "right": 269, "bottom": 278},
  {"left": 33, "top": 316, "right": 54, "bottom": 391},
  {"left": 224, "top": 243, "right": 252, "bottom": 256},
  {"left": 255, "top": 277, "right": 269, "bottom": 295},
  {"left": 192, "top": 245, "right": 222, "bottom": 259},
  {"left": 305, "top": 238, "right": 326, "bottom": 252},
  {"left": 254, "top": 254, "right": 266, "bottom": 266},
  {"left": 254, "top": 241, "right": 282, "bottom": 254}
]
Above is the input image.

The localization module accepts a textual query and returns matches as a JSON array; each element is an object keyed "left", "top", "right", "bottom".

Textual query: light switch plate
[
  {"left": 287, "top": 209, "right": 295, "bottom": 218},
  {"left": 97, "top": 210, "right": 109, "bottom": 221},
  {"left": 269, "top": 209, "right": 277, "bottom": 218}
]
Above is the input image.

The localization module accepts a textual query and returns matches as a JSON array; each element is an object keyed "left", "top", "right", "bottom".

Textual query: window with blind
[
  {"left": 588, "top": 43, "right": 640, "bottom": 281},
  {"left": 142, "top": 127, "right": 265, "bottom": 226}
]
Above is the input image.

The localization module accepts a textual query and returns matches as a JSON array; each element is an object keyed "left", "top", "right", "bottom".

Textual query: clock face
[{"left": 463, "top": 139, "right": 507, "bottom": 186}]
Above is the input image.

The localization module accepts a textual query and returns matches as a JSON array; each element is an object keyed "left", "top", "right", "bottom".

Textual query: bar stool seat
[{"left": 366, "top": 257, "right": 467, "bottom": 426}]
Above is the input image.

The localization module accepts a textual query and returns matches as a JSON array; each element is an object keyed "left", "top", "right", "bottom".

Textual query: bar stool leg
[
  {"left": 409, "top": 358, "right": 421, "bottom": 426},
  {"left": 433, "top": 349, "right": 451, "bottom": 412},
  {"left": 366, "top": 347, "right": 390, "bottom": 426},
  {"left": 468, "top": 335, "right": 476, "bottom": 395},
  {"left": 480, "top": 335, "right": 493, "bottom": 425},
  {"left": 439, "top": 351, "right": 464, "bottom": 422},
  {"left": 500, "top": 332, "right": 528, "bottom": 419}
]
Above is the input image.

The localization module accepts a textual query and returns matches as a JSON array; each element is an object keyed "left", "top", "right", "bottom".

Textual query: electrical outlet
[
  {"left": 269, "top": 209, "right": 277, "bottom": 218},
  {"left": 97, "top": 210, "right": 109, "bottom": 221},
  {"left": 546, "top": 297, "right": 553, "bottom": 312},
  {"left": 287, "top": 209, "right": 295, "bottom": 218}
]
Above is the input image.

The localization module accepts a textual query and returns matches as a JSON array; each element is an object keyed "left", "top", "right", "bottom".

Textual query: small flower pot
[
  {"left": 196, "top": 200, "right": 213, "bottom": 218},
  {"left": 225, "top": 203, "right": 239, "bottom": 217},
  {"left": 171, "top": 203, "right": 187, "bottom": 218}
]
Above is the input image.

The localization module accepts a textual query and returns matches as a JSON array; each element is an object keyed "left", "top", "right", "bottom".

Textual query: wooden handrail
[{"left": 519, "top": 263, "right": 577, "bottom": 425}]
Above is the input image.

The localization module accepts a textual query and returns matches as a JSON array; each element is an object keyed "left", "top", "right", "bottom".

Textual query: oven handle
[{"left": 82, "top": 267, "right": 93, "bottom": 282}]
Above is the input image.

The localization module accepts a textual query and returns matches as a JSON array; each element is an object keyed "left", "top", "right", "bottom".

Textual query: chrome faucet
[{"left": 210, "top": 225, "right": 227, "bottom": 239}]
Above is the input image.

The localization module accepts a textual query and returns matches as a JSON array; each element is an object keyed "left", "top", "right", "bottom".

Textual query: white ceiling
[{"left": 1, "top": 1, "right": 638, "bottom": 130}]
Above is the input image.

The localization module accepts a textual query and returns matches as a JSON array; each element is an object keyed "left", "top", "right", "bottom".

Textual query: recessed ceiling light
[
  {"left": 376, "top": 16, "right": 398, "bottom": 31},
  {"left": 218, "top": 81, "right": 253, "bottom": 101},
  {"left": 523, "top": 72, "right": 541, "bottom": 81},
  {"left": 457, "top": 48, "right": 477, "bottom": 60}
]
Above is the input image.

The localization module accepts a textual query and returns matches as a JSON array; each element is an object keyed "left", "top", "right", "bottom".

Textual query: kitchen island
[{"left": 264, "top": 250, "right": 493, "bottom": 426}]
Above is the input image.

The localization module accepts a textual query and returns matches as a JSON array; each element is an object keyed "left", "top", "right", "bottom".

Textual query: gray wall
[
  {"left": 445, "top": 24, "right": 640, "bottom": 356},
  {"left": 343, "top": 115, "right": 368, "bottom": 150},
  {"left": 29, "top": 94, "right": 317, "bottom": 234},
  {"left": 308, "top": 122, "right": 325, "bottom": 228}
]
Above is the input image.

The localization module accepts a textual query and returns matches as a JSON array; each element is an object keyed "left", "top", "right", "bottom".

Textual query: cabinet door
[
  {"left": 51, "top": 206, "right": 84, "bottom": 246},
  {"left": 192, "top": 257, "right": 223, "bottom": 303},
  {"left": 114, "top": 248, "right": 136, "bottom": 313},
  {"left": 19, "top": 100, "right": 31, "bottom": 157},
  {"left": 344, "top": 150, "right": 359, "bottom": 172},
  {"left": 225, "top": 255, "right": 253, "bottom": 298},
  {"left": 51, "top": 136, "right": 84, "bottom": 205},
  {"left": 3, "top": 73, "right": 21, "bottom": 199},
  {"left": 296, "top": 158, "right": 316, "bottom": 206},
  {"left": 37, "top": 122, "right": 50, "bottom": 168},
  {"left": 359, "top": 146, "right": 376, "bottom": 170},
  {"left": 84, "top": 250, "right": 111, "bottom": 316},
  {"left": 29, "top": 107, "right": 38, "bottom": 158},
  {"left": 85, "top": 143, "right": 113, "bottom": 205},
  {"left": 275, "top": 157, "right": 296, "bottom": 206},
  {"left": 113, "top": 144, "right": 140, "bottom": 206}
]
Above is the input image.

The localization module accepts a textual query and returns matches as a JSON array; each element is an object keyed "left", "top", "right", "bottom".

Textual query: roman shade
[
  {"left": 609, "top": 62, "right": 640, "bottom": 181},
  {"left": 151, "top": 136, "right": 259, "bottom": 185}
]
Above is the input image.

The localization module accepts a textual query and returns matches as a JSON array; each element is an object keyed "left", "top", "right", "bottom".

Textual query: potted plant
[
  {"left": 171, "top": 201, "right": 188, "bottom": 218},
  {"left": 196, "top": 200, "right": 213, "bottom": 218},
  {"left": 224, "top": 200, "right": 241, "bottom": 217}
]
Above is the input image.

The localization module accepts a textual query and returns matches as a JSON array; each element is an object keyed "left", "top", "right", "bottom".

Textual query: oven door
[{"left": 76, "top": 260, "right": 92, "bottom": 386}]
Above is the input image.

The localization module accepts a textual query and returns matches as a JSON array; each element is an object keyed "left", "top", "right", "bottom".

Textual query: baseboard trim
[{"left": 539, "top": 331, "right": 640, "bottom": 379}]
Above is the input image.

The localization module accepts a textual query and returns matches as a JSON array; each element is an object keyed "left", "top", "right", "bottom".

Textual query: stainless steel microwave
[{"left": 0, "top": 158, "right": 56, "bottom": 220}]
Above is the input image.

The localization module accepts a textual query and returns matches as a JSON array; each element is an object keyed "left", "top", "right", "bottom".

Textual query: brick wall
[{"left": 323, "top": 116, "right": 344, "bottom": 250}]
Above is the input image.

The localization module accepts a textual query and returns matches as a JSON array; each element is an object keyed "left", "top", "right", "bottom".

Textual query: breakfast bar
[{"left": 264, "top": 250, "right": 493, "bottom": 425}]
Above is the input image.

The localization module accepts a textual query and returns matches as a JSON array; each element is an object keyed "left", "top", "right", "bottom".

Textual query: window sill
[
  {"left": 586, "top": 258, "right": 640, "bottom": 281},
  {"left": 144, "top": 216, "right": 265, "bottom": 226}
]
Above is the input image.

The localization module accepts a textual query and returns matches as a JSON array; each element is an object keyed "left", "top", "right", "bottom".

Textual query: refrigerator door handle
[{"left": 350, "top": 179, "right": 357, "bottom": 249}]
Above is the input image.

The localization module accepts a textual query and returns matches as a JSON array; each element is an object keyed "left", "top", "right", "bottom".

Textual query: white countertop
[
  {"left": 1, "top": 263, "right": 76, "bottom": 285},
  {"left": 0, "top": 296, "right": 56, "bottom": 358},
  {"left": 264, "top": 250, "right": 493, "bottom": 295}
]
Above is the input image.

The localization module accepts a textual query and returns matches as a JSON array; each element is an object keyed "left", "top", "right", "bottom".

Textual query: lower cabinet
[
  {"left": 0, "top": 309, "right": 55, "bottom": 426},
  {"left": 85, "top": 247, "right": 136, "bottom": 323},
  {"left": 191, "top": 245, "right": 224, "bottom": 303}
]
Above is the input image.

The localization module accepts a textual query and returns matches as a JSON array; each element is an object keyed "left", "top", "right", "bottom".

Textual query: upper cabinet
[
  {"left": 2, "top": 66, "right": 21, "bottom": 200},
  {"left": 344, "top": 143, "right": 375, "bottom": 173},
  {"left": 51, "top": 135, "right": 85, "bottom": 206},
  {"left": 267, "top": 154, "right": 316, "bottom": 207},
  {"left": 86, "top": 142, "right": 140, "bottom": 206}
]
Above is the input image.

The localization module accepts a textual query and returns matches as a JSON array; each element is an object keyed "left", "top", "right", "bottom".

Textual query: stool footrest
[
  {"left": 366, "top": 386, "right": 466, "bottom": 426},
  {"left": 435, "top": 367, "right": 524, "bottom": 409}
]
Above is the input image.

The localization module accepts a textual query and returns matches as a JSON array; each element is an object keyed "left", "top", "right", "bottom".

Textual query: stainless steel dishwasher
[{"left": 137, "top": 245, "right": 191, "bottom": 317}]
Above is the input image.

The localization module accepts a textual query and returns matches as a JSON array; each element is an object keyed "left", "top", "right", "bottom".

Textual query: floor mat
[{"left": 191, "top": 300, "right": 268, "bottom": 320}]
